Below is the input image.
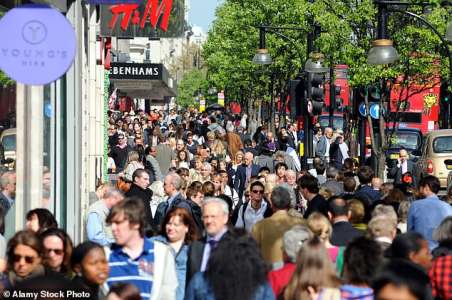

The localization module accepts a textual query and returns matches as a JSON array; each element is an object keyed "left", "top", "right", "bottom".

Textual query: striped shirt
[{"left": 107, "top": 238, "right": 155, "bottom": 300}]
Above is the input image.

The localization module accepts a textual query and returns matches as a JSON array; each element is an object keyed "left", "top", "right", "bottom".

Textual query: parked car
[
  {"left": 0, "top": 128, "right": 16, "bottom": 161},
  {"left": 414, "top": 129, "right": 452, "bottom": 189}
]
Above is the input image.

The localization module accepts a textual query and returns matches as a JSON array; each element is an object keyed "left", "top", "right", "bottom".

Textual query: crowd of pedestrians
[{"left": 0, "top": 106, "right": 451, "bottom": 300}]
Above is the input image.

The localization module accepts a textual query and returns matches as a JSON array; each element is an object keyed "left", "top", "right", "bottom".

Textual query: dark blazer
[
  {"left": 303, "top": 194, "right": 328, "bottom": 218},
  {"left": 186, "top": 230, "right": 230, "bottom": 287},
  {"left": 153, "top": 192, "right": 186, "bottom": 229},
  {"left": 125, "top": 184, "right": 153, "bottom": 228},
  {"left": 233, "top": 164, "right": 260, "bottom": 199},
  {"left": 331, "top": 221, "right": 363, "bottom": 247},
  {"left": 389, "top": 160, "right": 416, "bottom": 185}
]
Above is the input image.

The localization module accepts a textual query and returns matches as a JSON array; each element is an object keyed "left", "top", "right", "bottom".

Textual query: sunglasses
[
  {"left": 13, "top": 254, "right": 36, "bottom": 264},
  {"left": 45, "top": 248, "right": 64, "bottom": 256},
  {"left": 252, "top": 190, "right": 264, "bottom": 194}
]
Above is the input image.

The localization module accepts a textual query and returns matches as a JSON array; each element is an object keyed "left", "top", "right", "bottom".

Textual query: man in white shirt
[{"left": 235, "top": 181, "right": 272, "bottom": 231}]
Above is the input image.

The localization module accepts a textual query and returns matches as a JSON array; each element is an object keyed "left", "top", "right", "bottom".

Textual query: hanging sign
[{"left": 0, "top": 5, "right": 76, "bottom": 85}]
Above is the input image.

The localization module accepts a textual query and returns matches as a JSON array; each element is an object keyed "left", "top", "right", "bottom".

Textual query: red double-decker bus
[{"left": 387, "top": 75, "right": 441, "bottom": 134}]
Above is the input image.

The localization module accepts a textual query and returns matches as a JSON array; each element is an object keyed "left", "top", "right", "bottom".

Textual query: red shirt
[
  {"left": 429, "top": 255, "right": 452, "bottom": 300},
  {"left": 268, "top": 263, "right": 296, "bottom": 297}
]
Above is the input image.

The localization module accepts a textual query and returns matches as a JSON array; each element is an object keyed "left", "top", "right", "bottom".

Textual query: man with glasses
[
  {"left": 106, "top": 198, "right": 177, "bottom": 300},
  {"left": 235, "top": 181, "right": 272, "bottom": 232},
  {"left": 186, "top": 197, "right": 230, "bottom": 285},
  {"left": 110, "top": 133, "right": 131, "bottom": 172}
]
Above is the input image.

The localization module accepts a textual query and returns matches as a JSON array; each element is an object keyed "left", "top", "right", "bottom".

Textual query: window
[
  {"left": 433, "top": 136, "right": 452, "bottom": 153},
  {"left": 388, "top": 112, "right": 422, "bottom": 123},
  {"left": 387, "top": 131, "right": 422, "bottom": 150}
]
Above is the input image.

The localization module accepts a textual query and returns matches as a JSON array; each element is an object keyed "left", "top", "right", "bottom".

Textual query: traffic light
[
  {"left": 289, "top": 77, "right": 306, "bottom": 118},
  {"left": 334, "top": 85, "right": 343, "bottom": 110},
  {"left": 310, "top": 73, "right": 325, "bottom": 115}
]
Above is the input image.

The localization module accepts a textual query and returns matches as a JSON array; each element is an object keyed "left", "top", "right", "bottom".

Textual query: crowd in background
[{"left": 0, "top": 106, "right": 450, "bottom": 300}]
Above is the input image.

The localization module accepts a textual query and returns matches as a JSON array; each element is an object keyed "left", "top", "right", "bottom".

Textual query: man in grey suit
[
  {"left": 389, "top": 149, "right": 416, "bottom": 185},
  {"left": 315, "top": 127, "right": 333, "bottom": 162}
]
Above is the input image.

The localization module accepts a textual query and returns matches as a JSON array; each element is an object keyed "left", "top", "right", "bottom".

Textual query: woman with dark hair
[
  {"left": 40, "top": 228, "right": 73, "bottom": 277},
  {"left": 2, "top": 230, "right": 46, "bottom": 287},
  {"left": 275, "top": 162, "right": 288, "bottom": 184},
  {"left": 25, "top": 208, "right": 58, "bottom": 234},
  {"left": 71, "top": 241, "right": 109, "bottom": 300},
  {"left": 185, "top": 229, "right": 273, "bottom": 300},
  {"left": 373, "top": 259, "right": 432, "bottom": 300},
  {"left": 153, "top": 207, "right": 199, "bottom": 300},
  {"left": 431, "top": 216, "right": 452, "bottom": 258},
  {"left": 386, "top": 232, "right": 432, "bottom": 270},
  {"left": 107, "top": 283, "right": 142, "bottom": 300}
]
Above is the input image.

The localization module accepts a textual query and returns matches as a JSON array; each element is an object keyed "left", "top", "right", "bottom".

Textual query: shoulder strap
[
  {"left": 336, "top": 246, "right": 345, "bottom": 277},
  {"left": 241, "top": 202, "right": 248, "bottom": 228}
]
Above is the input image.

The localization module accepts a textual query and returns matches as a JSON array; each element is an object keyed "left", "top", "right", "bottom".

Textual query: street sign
[
  {"left": 218, "top": 91, "right": 225, "bottom": 107},
  {"left": 359, "top": 102, "right": 367, "bottom": 117},
  {"left": 370, "top": 103, "right": 380, "bottom": 119},
  {"left": 199, "top": 97, "right": 206, "bottom": 113}
]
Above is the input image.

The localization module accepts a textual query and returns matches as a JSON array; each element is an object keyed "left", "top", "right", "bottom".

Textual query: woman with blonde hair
[
  {"left": 307, "top": 212, "right": 344, "bottom": 273},
  {"left": 210, "top": 139, "right": 228, "bottom": 161},
  {"left": 284, "top": 237, "right": 341, "bottom": 300},
  {"left": 123, "top": 150, "right": 144, "bottom": 182}
]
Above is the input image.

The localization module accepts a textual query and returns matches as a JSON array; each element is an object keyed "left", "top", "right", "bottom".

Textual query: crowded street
[{"left": 0, "top": 0, "right": 452, "bottom": 300}]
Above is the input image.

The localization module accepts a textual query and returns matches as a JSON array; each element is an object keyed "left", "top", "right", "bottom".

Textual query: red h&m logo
[{"left": 108, "top": 0, "right": 173, "bottom": 32}]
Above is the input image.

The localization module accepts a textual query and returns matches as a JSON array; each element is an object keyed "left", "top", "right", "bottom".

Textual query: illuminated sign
[{"left": 100, "top": 0, "right": 184, "bottom": 38}]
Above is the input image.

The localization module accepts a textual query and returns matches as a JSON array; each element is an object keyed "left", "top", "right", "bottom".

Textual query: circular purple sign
[{"left": 0, "top": 5, "right": 76, "bottom": 85}]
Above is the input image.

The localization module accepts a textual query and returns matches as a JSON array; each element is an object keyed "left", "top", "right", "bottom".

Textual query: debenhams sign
[{"left": 110, "top": 63, "right": 162, "bottom": 80}]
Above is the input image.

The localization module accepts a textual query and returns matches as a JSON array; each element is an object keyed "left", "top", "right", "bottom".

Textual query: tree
[
  {"left": 0, "top": 11, "right": 14, "bottom": 87},
  {"left": 204, "top": 0, "right": 452, "bottom": 176},
  {"left": 176, "top": 69, "right": 208, "bottom": 108}
]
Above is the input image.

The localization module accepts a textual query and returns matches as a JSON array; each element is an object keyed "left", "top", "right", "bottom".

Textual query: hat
[{"left": 283, "top": 225, "right": 313, "bottom": 263}]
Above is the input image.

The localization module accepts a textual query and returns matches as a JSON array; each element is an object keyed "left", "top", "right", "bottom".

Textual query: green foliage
[
  {"left": 0, "top": 11, "right": 14, "bottom": 87},
  {"left": 204, "top": 0, "right": 452, "bottom": 92},
  {"left": 176, "top": 69, "right": 209, "bottom": 108}
]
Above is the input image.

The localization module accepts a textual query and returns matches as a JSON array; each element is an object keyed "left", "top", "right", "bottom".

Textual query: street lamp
[
  {"left": 368, "top": 39, "right": 400, "bottom": 65},
  {"left": 305, "top": 52, "right": 329, "bottom": 73},
  {"left": 446, "top": 21, "right": 452, "bottom": 42},
  {"left": 367, "top": 1, "right": 399, "bottom": 65},
  {"left": 252, "top": 27, "right": 272, "bottom": 65}
]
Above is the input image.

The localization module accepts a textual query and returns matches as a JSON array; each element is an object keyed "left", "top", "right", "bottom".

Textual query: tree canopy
[{"left": 203, "top": 0, "right": 452, "bottom": 95}]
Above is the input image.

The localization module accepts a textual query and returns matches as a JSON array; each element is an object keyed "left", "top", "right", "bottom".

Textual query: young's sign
[
  {"left": 100, "top": 0, "right": 184, "bottom": 38},
  {"left": 0, "top": 5, "right": 76, "bottom": 85}
]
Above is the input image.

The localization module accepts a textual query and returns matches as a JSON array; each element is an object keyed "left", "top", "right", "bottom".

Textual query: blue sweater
[{"left": 186, "top": 272, "right": 275, "bottom": 300}]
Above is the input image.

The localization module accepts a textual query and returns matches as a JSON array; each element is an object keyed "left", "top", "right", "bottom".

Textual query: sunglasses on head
[
  {"left": 45, "top": 248, "right": 64, "bottom": 256},
  {"left": 252, "top": 189, "right": 264, "bottom": 194},
  {"left": 13, "top": 254, "right": 36, "bottom": 264}
]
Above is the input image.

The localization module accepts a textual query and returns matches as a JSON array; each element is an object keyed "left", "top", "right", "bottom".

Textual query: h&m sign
[{"left": 100, "top": 0, "right": 184, "bottom": 38}]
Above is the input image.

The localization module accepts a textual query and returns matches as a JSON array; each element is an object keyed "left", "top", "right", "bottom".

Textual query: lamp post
[
  {"left": 252, "top": 25, "right": 328, "bottom": 168},
  {"left": 368, "top": 0, "right": 452, "bottom": 129}
]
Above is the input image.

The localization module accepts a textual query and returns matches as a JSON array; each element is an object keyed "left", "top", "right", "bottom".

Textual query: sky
[{"left": 188, "top": 0, "right": 223, "bottom": 33}]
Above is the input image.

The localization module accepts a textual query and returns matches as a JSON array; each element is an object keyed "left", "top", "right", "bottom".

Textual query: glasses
[
  {"left": 13, "top": 254, "right": 36, "bottom": 264},
  {"left": 252, "top": 190, "right": 264, "bottom": 194},
  {"left": 45, "top": 248, "right": 64, "bottom": 256}
]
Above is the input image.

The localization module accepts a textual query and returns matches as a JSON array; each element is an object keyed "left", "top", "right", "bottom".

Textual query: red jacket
[{"left": 268, "top": 263, "right": 296, "bottom": 297}]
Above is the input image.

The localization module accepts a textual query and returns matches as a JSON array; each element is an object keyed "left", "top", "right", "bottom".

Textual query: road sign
[
  {"left": 218, "top": 91, "right": 225, "bottom": 107},
  {"left": 359, "top": 102, "right": 367, "bottom": 117},
  {"left": 370, "top": 103, "right": 380, "bottom": 119}
]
